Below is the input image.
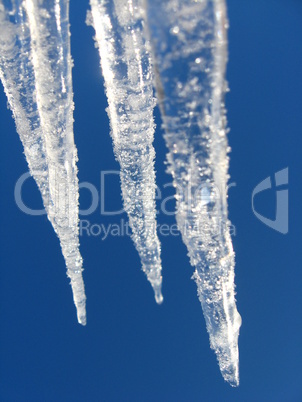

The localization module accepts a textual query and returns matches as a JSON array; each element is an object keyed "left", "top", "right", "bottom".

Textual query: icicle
[
  {"left": 88, "top": 0, "right": 163, "bottom": 303},
  {"left": 144, "top": 0, "right": 241, "bottom": 385},
  {"left": 0, "top": 0, "right": 86, "bottom": 325}
]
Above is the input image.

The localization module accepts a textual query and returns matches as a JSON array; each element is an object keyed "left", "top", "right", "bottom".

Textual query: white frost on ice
[
  {"left": 89, "top": 0, "right": 163, "bottom": 303},
  {"left": 0, "top": 0, "right": 86, "bottom": 325},
  {"left": 0, "top": 0, "right": 242, "bottom": 385},
  {"left": 144, "top": 0, "right": 241, "bottom": 386}
]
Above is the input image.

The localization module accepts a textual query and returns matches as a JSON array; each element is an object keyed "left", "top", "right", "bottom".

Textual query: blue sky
[{"left": 0, "top": 0, "right": 301, "bottom": 400}]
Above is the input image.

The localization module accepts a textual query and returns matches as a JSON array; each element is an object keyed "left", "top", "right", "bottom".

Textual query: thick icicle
[
  {"left": 0, "top": 0, "right": 86, "bottom": 325},
  {"left": 89, "top": 0, "right": 163, "bottom": 303},
  {"left": 145, "top": 0, "right": 241, "bottom": 385}
]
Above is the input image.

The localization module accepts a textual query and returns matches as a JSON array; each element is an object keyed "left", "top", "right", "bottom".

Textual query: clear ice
[
  {"left": 0, "top": 0, "right": 86, "bottom": 325},
  {"left": 0, "top": 0, "right": 241, "bottom": 385},
  {"left": 89, "top": 0, "right": 163, "bottom": 303},
  {"left": 144, "top": 0, "right": 241, "bottom": 386}
]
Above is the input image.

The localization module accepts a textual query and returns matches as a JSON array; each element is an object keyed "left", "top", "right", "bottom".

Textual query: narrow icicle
[
  {"left": 0, "top": 0, "right": 86, "bottom": 325},
  {"left": 145, "top": 0, "right": 241, "bottom": 385},
  {"left": 89, "top": 0, "right": 163, "bottom": 303}
]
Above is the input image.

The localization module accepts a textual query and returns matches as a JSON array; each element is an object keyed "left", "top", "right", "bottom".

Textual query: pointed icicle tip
[
  {"left": 76, "top": 300, "right": 87, "bottom": 326},
  {"left": 154, "top": 289, "right": 164, "bottom": 304},
  {"left": 77, "top": 311, "right": 87, "bottom": 326},
  {"left": 222, "top": 363, "right": 239, "bottom": 387}
]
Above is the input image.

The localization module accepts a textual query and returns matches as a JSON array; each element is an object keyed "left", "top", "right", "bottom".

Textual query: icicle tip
[
  {"left": 76, "top": 301, "right": 87, "bottom": 326},
  {"left": 77, "top": 312, "right": 87, "bottom": 326},
  {"left": 222, "top": 365, "right": 239, "bottom": 387},
  {"left": 154, "top": 288, "right": 163, "bottom": 304}
]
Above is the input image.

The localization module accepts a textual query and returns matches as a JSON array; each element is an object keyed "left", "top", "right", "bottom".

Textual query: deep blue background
[{"left": 0, "top": 0, "right": 301, "bottom": 400}]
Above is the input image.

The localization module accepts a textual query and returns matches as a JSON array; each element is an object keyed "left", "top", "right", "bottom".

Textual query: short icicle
[{"left": 89, "top": 0, "right": 163, "bottom": 303}]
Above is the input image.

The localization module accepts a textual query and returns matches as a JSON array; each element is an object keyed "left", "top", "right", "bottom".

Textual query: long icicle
[
  {"left": 144, "top": 0, "right": 241, "bottom": 385},
  {"left": 89, "top": 0, "right": 163, "bottom": 303},
  {"left": 0, "top": 0, "right": 86, "bottom": 325}
]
